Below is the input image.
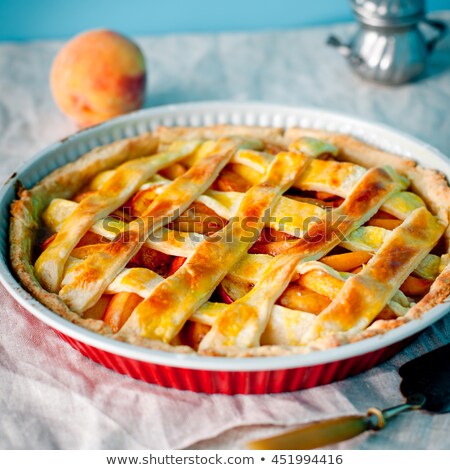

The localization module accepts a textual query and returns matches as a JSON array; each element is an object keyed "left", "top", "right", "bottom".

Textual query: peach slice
[
  {"left": 216, "top": 284, "right": 235, "bottom": 304},
  {"left": 180, "top": 321, "right": 211, "bottom": 351},
  {"left": 103, "top": 292, "right": 143, "bottom": 333},
  {"left": 127, "top": 186, "right": 161, "bottom": 217},
  {"left": 84, "top": 295, "right": 112, "bottom": 320},
  {"left": 168, "top": 256, "right": 187, "bottom": 276},
  {"left": 211, "top": 169, "right": 252, "bottom": 192},
  {"left": 76, "top": 231, "right": 107, "bottom": 247},
  {"left": 159, "top": 163, "right": 187, "bottom": 180},
  {"left": 367, "top": 218, "right": 402, "bottom": 230},
  {"left": 400, "top": 276, "right": 432, "bottom": 296},
  {"left": 128, "top": 245, "right": 173, "bottom": 277},
  {"left": 321, "top": 251, "right": 372, "bottom": 272},
  {"left": 277, "top": 285, "right": 331, "bottom": 314},
  {"left": 315, "top": 191, "right": 338, "bottom": 201},
  {"left": 41, "top": 233, "right": 57, "bottom": 252}
]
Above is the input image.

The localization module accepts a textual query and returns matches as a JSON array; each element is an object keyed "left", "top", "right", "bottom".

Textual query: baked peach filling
[{"left": 33, "top": 132, "right": 447, "bottom": 353}]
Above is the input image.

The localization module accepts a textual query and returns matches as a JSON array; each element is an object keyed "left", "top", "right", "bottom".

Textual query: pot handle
[
  {"left": 421, "top": 18, "right": 447, "bottom": 52},
  {"left": 326, "top": 35, "right": 364, "bottom": 65}
]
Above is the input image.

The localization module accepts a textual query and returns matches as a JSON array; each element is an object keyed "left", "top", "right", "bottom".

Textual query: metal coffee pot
[{"left": 327, "top": 0, "right": 447, "bottom": 85}]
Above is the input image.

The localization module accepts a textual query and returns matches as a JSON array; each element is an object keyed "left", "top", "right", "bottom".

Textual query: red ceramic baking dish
[{"left": 1, "top": 102, "right": 449, "bottom": 394}]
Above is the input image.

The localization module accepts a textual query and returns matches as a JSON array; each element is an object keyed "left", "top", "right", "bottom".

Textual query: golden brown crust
[
  {"left": 9, "top": 126, "right": 450, "bottom": 357},
  {"left": 10, "top": 133, "right": 158, "bottom": 334},
  {"left": 407, "top": 265, "right": 450, "bottom": 320},
  {"left": 284, "top": 128, "right": 417, "bottom": 174},
  {"left": 285, "top": 128, "right": 450, "bottom": 237},
  {"left": 155, "top": 125, "right": 285, "bottom": 149}
]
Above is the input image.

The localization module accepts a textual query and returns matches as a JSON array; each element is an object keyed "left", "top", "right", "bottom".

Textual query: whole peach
[{"left": 50, "top": 29, "right": 146, "bottom": 127}]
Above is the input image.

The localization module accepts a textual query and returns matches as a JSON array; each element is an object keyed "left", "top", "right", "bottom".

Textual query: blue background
[{"left": 0, "top": 0, "right": 448, "bottom": 41}]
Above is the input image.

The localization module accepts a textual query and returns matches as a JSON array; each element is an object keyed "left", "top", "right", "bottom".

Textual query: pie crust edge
[{"left": 9, "top": 125, "right": 450, "bottom": 357}]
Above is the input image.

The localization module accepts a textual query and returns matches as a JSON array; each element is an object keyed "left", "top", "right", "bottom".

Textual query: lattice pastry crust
[{"left": 10, "top": 125, "right": 450, "bottom": 357}]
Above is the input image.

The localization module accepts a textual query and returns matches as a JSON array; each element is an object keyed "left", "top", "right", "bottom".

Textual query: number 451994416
[{"left": 271, "top": 454, "right": 343, "bottom": 465}]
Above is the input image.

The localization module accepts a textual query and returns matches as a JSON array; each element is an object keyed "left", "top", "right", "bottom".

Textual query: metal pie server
[{"left": 248, "top": 343, "right": 450, "bottom": 450}]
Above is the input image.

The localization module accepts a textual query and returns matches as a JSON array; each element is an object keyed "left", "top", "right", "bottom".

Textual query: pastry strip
[
  {"left": 44, "top": 198, "right": 204, "bottom": 257},
  {"left": 99, "top": 263, "right": 406, "bottom": 347},
  {"left": 59, "top": 140, "right": 236, "bottom": 312},
  {"left": 304, "top": 207, "right": 445, "bottom": 341},
  {"left": 102, "top": 266, "right": 316, "bottom": 346},
  {"left": 125, "top": 151, "right": 311, "bottom": 342},
  {"left": 35, "top": 140, "right": 201, "bottom": 292},
  {"left": 10, "top": 126, "right": 450, "bottom": 357},
  {"left": 199, "top": 166, "right": 401, "bottom": 352},
  {"left": 55, "top": 142, "right": 422, "bottom": 225},
  {"left": 103, "top": 266, "right": 315, "bottom": 343},
  {"left": 44, "top": 196, "right": 442, "bottom": 280},
  {"left": 233, "top": 149, "right": 421, "bottom": 219}
]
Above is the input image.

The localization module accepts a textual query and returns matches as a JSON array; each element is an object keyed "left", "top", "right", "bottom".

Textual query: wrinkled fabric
[{"left": 0, "top": 14, "right": 449, "bottom": 450}]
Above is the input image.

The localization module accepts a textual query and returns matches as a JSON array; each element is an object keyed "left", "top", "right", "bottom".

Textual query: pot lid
[{"left": 351, "top": 0, "right": 425, "bottom": 27}]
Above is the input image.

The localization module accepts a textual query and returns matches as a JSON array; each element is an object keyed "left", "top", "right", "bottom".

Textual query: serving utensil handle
[
  {"left": 248, "top": 412, "right": 379, "bottom": 450},
  {"left": 248, "top": 394, "right": 426, "bottom": 450}
]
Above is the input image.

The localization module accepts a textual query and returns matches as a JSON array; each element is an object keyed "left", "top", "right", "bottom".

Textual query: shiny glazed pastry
[{"left": 10, "top": 125, "right": 450, "bottom": 357}]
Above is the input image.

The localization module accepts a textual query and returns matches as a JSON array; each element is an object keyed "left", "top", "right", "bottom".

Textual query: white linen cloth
[{"left": 0, "top": 13, "right": 449, "bottom": 450}]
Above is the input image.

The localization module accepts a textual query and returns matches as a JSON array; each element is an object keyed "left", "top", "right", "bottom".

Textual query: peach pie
[{"left": 10, "top": 125, "right": 450, "bottom": 356}]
